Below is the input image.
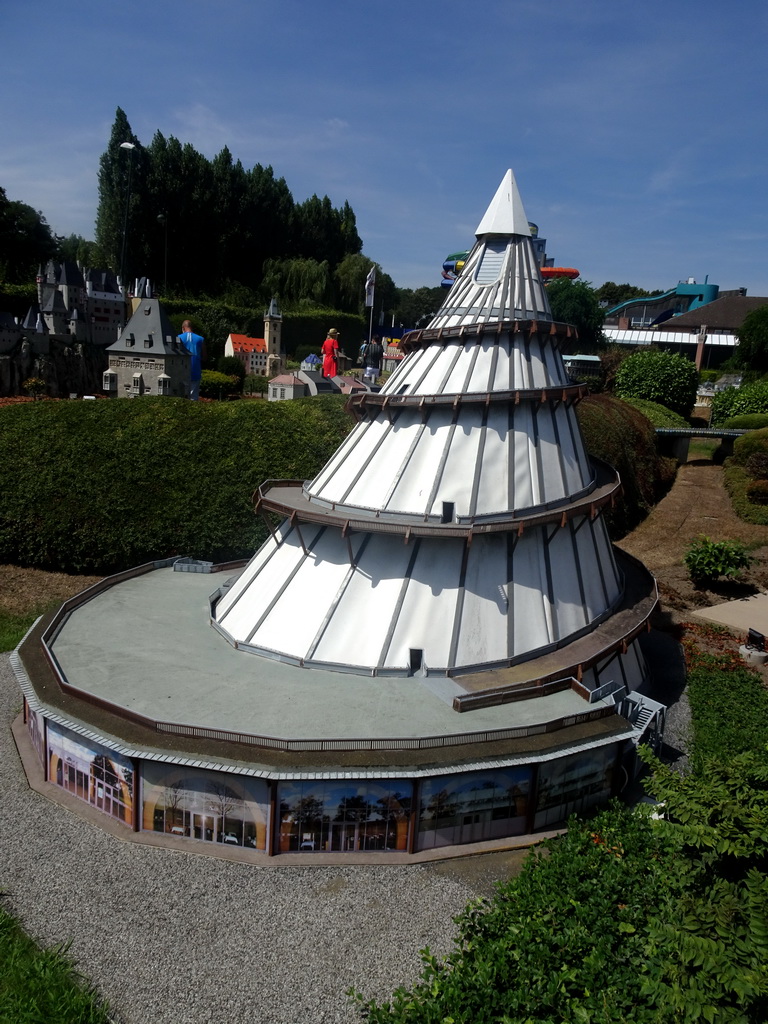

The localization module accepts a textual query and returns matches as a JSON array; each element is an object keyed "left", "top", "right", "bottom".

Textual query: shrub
[
  {"left": 699, "top": 369, "right": 720, "bottom": 384},
  {"left": 614, "top": 350, "right": 698, "bottom": 416},
  {"left": 577, "top": 394, "right": 676, "bottom": 536},
  {"left": 724, "top": 463, "right": 768, "bottom": 526},
  {"left": 687, "top": 662, "right": 768, "bottom": 766},
  {"left": 745, "top": 451, "right": 768, "bottom": 478},
  {"left": 746, "top": 479, "right": 768, "bottom": 504},
  {"left": 352, "top": 804, "right": 677, "bottom": 1024},
  {"left": 243, "top": 374, "right": 269, "bottom": 395},
  {"left": 199, "top": 369, "right": 240, "bottom": 399},
  {"left": 22, "top": 377, "right": 46, "bottom": 398},
  {"left": 217, "top": 355, "right": 246, "bottom": 382},
  {"left": 711, "top": 380, "right": 768, "bottom": 424},
  {"left": 723, "top": 413, "right": 768, "bottom": 430},
  {"left": 0, "top": 396, "right": 352, "bottom": 573},
  {"left": 683, "top": 536, "right": 752, "bottom": 585},
  {"left": 731, "top": 426, "right": 768, "bottom": 466},
  {"left": 618, "top": 397, "right": 688, "bottom": 428}
]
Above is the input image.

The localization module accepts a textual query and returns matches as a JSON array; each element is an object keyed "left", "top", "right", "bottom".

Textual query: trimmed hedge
[
  {"left": 684, "top": 656, "right": 768, "bottom": 769},
  {"left": 723, "top": 413, "right": 768, "bottom": 430},
  {"left": 619, "top": 397, "right": 689, "bottom": 428},
  {"left": 0, "top": 396, "right": 352, "bottom": 573},
  {"left": 730, "top": 426, "right": 768, "bottom": 466},
  {"left": 0, "top": 392, "right": 672, "bottom": 573},
  {"left": 577, "top": 394, "right": 675, "bottom": 536}
]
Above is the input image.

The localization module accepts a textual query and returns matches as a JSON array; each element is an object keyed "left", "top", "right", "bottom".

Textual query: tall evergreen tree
[
  {"left": 93, "top": 109, "right": 362, "bottom": 299},
  {"left": 94, "top": 108, "right": 143, "bottom": 283}
]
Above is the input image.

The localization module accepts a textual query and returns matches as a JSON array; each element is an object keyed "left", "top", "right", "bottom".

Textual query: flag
[{"left": 365, "top": 265, "right": 376, "bottom": 307}]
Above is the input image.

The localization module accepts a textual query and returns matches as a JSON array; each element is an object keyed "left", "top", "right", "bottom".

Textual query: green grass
[
  {"left": 0, "top": 899, "right": 112, "bottom": 1023},
  {"left": 0, "top": 611, "right": 39, "bottom": 654},
  {"left": 688, "top": 437, "right": 720, "bottom": 460}
]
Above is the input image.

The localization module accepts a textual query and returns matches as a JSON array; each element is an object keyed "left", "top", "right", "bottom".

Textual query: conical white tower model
[{"left": 213, "top": 170, "right": 655, "bottom": 710}]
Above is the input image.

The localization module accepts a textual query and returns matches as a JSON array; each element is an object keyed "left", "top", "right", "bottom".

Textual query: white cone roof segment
[
  {"left": 213, "top": 170, "right": 652, "bottom": 695},
  {"left": 474, "top": 168, "right": 531, "bottom": 236},
  {"left": 428, "top": 169, "right": 551, "bottom": 329}
]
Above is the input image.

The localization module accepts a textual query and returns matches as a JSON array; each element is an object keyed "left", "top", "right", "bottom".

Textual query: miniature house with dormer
[{"left": 103, "top": 299, "right": 190, "bottom": 398}]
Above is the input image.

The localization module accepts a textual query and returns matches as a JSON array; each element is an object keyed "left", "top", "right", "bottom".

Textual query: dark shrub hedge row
[
  {"left": 0, "top": 396, "right": 352, "bottom": 573},
  {"left": 0, "top": 391, "right": 671, "bottom": 573}
]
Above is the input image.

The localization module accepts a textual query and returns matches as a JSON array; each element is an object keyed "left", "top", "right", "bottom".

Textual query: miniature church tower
[
  {"left": 214, "top": 171, "right": 656, "bottom": 711},
  {"left": 264, "top": 297, "right": 284, "bottom": 378}
]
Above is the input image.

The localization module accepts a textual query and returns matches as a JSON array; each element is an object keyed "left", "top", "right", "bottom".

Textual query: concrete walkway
[{"left": 691, "top": 591, "right": 768, "bottom": 637}]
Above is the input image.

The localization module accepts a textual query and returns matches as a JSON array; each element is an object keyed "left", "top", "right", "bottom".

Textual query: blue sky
[{"left": 2, "top": 0, "right": 767, "bottom": 296}]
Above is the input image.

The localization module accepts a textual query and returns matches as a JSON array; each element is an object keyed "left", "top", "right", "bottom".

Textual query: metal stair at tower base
[{"left": 213, "top": 170, "right": 657, "bottom": 699}]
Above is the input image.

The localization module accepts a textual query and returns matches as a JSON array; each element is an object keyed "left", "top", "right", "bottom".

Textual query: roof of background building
[
  {"left": 107, "top": 298, "right": 183, "bottom": 355},
  {"left": 658, "top": 294, "right": 768, "bottom": 331},
  {"left": 228, "top": 333, "right": 267, "bottom": 353}
]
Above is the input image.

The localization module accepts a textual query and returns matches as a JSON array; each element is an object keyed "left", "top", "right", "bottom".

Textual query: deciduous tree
[
  {"left": 736, "top": 305, "right": 768, "bottom": 372},
  {"left": 0, "top": 186, "right": 58, "bottom": 283},
  {"left": 546, "top": 277, "right": 605, "bottom": 346}
]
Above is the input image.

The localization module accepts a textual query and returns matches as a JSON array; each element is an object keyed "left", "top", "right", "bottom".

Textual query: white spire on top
[{"left": 474, "top": 169, "right": 531, "bottom": 237}]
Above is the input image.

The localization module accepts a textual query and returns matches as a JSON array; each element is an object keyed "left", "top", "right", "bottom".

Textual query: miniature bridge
[{"left": 655, "top": 427, "right": 747, "bottom": 464}]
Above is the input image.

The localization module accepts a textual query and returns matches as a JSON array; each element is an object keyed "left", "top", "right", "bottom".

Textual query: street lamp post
[
  {"left": 157, "top": 212, "right": 168, "bottom": 294},
  {"left": 119, "top": 142, "right": 136, "bottom": 296}
]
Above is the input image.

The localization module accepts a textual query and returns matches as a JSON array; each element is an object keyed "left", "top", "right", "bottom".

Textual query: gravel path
[{"left": 0, "top": 654, "right": 475, "bottom": 1024}]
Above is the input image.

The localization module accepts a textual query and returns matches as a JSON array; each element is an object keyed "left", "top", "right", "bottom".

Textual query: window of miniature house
[
  {"left": 103, "top": 371, "right": 117, "bottom": 391},
  {"left": 132, "top": 373, "right": 142, "bottom": 393},
  {"left": 158, "top": 377, "right": 170, "bottom": 395},
  {"left": 280, "top": 388, "right": 286, "bottom": 398}
]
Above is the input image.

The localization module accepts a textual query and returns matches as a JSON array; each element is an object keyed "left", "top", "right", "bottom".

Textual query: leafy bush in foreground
[
  {"left": 353, "top": 749, "right": 768, "bottom": 1024},
  {"left": 683, "top": 536, "right": 752, "bottom": 585},
  {"left": 353, "top": 804, "right": 677, "bottom": 1024}
]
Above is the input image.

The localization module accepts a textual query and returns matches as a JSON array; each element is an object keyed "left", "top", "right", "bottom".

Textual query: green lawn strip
[
  {"left": 0, "top": 611, "right": 38, "bottom": 654},
  {"left": 0, "top": 900, "right": 112, "bottom": 1024}
]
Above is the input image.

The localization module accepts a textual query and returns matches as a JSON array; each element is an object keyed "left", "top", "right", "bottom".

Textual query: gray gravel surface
[{"left": 0, "top": 654, "right": 475, "bottom": 1024}]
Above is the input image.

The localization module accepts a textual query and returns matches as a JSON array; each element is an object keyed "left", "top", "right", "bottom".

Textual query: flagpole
[{"left": 364, "top": 265, "right": 376, "bottom": 344}]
